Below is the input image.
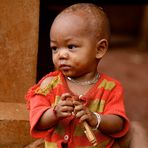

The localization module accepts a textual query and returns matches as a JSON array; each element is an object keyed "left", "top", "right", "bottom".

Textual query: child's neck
[
  {"left": 65, "top": 72, "right": 100, "bottom": 96},
  {"left": 66, "top": 73, "right": 99, "bottom": 86}
]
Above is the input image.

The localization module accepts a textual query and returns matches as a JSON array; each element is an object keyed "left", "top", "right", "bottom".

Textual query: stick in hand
[
  {"left": 83, "top": 121, "right": 98, "bottom": 146},
  {"left": 72, "top": 95, "right": 98, "bottom": 146}
]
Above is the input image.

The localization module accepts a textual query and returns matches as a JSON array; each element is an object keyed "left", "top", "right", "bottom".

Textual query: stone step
[{"left": 0, "top": 102, "right": 34, "bottom": 147}]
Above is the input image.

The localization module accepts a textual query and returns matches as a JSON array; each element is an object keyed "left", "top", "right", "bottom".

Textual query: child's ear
[{"left": 96, "top": 39, "right": 108, "bottom": 59}]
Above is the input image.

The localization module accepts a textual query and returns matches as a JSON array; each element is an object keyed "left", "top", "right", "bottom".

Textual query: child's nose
[{"left": 58, "top": 48, "right": 69, "bottom": 59}]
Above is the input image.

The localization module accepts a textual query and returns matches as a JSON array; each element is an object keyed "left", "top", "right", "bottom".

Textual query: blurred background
[{"left": 0, "top": 0, "right": 148, "bottom": 147}]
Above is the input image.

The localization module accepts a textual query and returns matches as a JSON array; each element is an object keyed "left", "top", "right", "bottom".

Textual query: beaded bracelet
[{"left": 93, "top": 112, "right": 101, "bottom": 130}]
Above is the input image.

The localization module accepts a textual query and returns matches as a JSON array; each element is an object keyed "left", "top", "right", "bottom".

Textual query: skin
[
  {"left": 35, "top": 11, "right": 124, "bottom": 138},
  {"left": 51, "top": 14, "right": 99, "bottom": 78}
]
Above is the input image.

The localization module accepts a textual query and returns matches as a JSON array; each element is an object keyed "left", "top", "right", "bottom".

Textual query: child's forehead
[
  {"left": 55, "top": 12, "right": 91, "bottom": 27},
  {"left": 51, "top": 13, "right": 94, "bottom": 38}
]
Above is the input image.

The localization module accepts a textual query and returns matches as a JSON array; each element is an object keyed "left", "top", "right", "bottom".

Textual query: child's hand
[
  {"left": 73, "top": 98, "right": 97, "bottom": 128},
  {"left": 54, "top": 93, "right": 74, "bottom": 119}
]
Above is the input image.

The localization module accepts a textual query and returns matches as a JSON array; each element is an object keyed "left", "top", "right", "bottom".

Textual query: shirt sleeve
[
  {"left": 103, "top": 84, "right": 130, "bottom": 138},
  {"left": 25, "top": 71, "right": 60, "bottom": 138},
  {"left": 28, "top": 95, "right": 53, "bottom": 138}
]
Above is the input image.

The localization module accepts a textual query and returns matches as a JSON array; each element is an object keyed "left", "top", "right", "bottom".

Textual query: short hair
[{"left": 53, "top": 3, "right": 110, "bottom": 42}]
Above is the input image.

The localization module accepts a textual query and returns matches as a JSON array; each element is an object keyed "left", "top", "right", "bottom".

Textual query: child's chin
[{"left": 62, "top": 71, "right": 72, "bottom": 77}]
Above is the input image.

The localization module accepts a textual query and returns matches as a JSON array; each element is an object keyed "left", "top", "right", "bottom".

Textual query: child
[{"left": 26, "top": 3, "right": 130, "bottom": 148}]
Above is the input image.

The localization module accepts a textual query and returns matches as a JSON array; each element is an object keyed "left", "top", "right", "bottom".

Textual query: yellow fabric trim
[
  {"left": 98, "top": 79, "right": 115, "bottom": 90},
  {"left": 98, "top": 100, "right": 105, "bottom": 112},
  {"left": 54, "top": 95, "right": 61, "bottom": 105},
  {"left": 45, "top": 141, "right": 57, "bottom": 148},
  {"left": 35, "top": 85, "right": 52, "bottom": 96},
  {"left": 89, "top": 99, "right": 105, "bottom": 113},
  {"left": 35, "top": 76, "right": 61, "bottom": 96},
  {"left": 52, "top": 75, "right": 61, "bottom": 88}
]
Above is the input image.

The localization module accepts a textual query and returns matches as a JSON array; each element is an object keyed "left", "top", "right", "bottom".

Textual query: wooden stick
[{"left": 83, "top": 121, "right": 98, "bottom": 146}]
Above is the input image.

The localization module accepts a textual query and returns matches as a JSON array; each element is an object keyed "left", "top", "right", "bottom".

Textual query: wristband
[{"left": 93, "top": 112, "right": 101, "bottom": 130}]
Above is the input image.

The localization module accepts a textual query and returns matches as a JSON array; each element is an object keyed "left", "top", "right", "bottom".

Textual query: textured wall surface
[
  {"left": 0, "top": 0, "right": 40, "bottom": 146},
  {"left": 0, "top": 0, "right": 39, "bottom": 103}
]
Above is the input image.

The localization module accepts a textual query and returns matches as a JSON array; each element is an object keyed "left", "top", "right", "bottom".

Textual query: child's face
[{"left": 50, "top": 14, "right": 99, "bottom": 77}]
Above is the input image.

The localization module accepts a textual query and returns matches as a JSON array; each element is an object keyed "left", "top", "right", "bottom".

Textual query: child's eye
[
  {"left": 51, "top": 46, "right": 57, "bottom": 51},
  {"left": 68, "top": 44, "right": 77, "bottom": 49}
]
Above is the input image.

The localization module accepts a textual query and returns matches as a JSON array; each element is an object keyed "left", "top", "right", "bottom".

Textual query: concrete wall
[
  {"left": 0, "top": 0, "right": 40, "bottom": 146},
  {"left": 0, "top": 0, "right": 39, "bottom": 103}
]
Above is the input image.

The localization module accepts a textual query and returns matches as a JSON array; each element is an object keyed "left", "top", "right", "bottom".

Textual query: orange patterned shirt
[{"left": 25, "top": 70, "right": 129, "bottom": 148}]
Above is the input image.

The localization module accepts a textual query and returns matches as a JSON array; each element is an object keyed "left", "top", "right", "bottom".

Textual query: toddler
[{"left": 26, "top": 3, "right": 130, "bottom": 148}]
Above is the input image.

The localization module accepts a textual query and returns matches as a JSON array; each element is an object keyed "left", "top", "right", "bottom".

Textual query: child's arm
[
  {"left": 35, "top": 93, "right": 74, "bottom": 130},
  {"left": 98, "top": 114, "right": 124, "bottom": 134},
  {"left": 73, "top": 100, "right": 124, "bottom": 135}
]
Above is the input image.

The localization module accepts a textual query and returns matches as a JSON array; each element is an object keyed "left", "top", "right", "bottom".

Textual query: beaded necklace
[{"left": 66, "top": 73, "right": 100, "bottom": 86}]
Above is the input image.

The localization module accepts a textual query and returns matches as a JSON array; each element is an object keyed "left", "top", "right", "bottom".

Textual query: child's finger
[
  {"left": 74, "top": 109, "right": 89, "bottom": 123},
  {"left": 73, "top": 100, "right": 82, "bottom": 106},
  {"left": 62, "top": 106, "right": 74, "bottom": 112},
  {"left": 61, "top": 93, "right": 72, "bottom": 100},
  {"left": 79, "top": 114, "right": 89, "bottom": 123},
  {"left": 72, "top": 95, "right": 79, "bottom": 101},
  {"left": 74, "top": 103, "right": 83, "bottom": 111}
]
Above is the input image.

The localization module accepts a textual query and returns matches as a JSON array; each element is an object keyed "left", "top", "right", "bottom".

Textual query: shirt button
[{"left": 64, "top": 134, "right": 69, "bottom": 141}]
